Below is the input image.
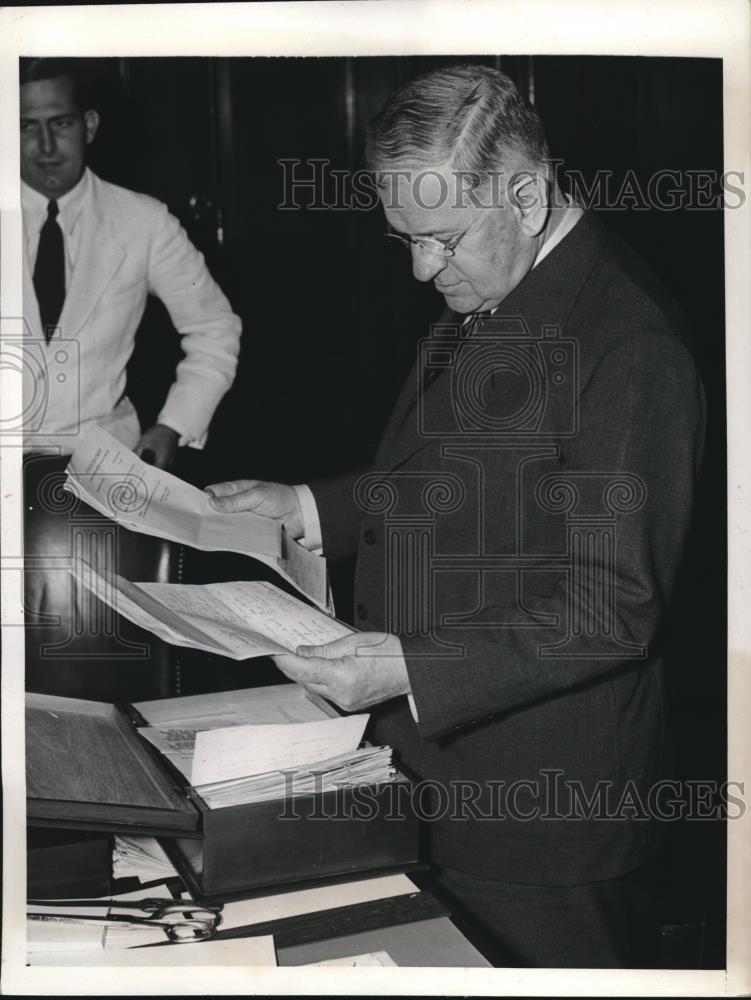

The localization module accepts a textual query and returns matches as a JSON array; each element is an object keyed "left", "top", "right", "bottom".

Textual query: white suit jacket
[{"left": 22, "top": 169, "right": 241, "bottom": 453}]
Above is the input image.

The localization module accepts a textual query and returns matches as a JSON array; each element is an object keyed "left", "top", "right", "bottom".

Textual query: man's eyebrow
[
  {"left": 19, "top": 112, "right": 77, "bottom": 121},
  {"left": 403, "top": 227, "right": 461, "bottom": 238}
]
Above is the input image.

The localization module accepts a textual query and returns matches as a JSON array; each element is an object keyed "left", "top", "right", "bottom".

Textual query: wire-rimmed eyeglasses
[{"left": 385, "top": 228, "right": 467, "bottom": 258}]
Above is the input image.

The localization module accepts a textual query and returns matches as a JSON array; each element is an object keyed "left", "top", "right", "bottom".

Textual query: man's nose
[
  {"left": 39, "top": 125, "right": 56, "bottom": 156},
  {"left": 411, "top": 246, "right": 447, "bottom": 283}
]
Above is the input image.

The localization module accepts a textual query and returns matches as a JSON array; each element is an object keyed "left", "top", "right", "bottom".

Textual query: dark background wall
[{"left": 61, "top": 55, "right": 726, "bottom": 964}]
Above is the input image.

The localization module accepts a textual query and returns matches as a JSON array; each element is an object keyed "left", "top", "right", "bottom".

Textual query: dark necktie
[
  {"left": 33, "top": 199, "right": 65, "bottom": 342},
  {"left": 422, "top": 310, "right": 492, "bottom": 392}
]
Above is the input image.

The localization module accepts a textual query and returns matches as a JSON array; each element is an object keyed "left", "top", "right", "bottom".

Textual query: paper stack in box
[
  {"left": 112, "top": 835, "right": 177, "bottom": 882},
  {"left": 134, "top": 685, "right": 397, "bottom": 810},
  {"left": 196, "top": 745, "right": 396, "bottom": 808}
]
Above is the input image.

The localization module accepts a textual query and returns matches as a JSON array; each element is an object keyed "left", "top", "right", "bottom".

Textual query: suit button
[
  {"left": 363, "top": 529, "right": 376, "bottom": 546},
  {"left": 355, "top": 603, "right": 367, "bottom": 621}
]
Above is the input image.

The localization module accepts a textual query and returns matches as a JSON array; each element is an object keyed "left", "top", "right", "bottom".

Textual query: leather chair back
[{"left": 24, "top": 453, "right": 176, "bottom": 702}]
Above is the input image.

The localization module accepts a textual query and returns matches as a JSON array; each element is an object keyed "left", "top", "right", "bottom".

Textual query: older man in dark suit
[{"left": 207, "top": 65, "right": 705, "bottom": 967}]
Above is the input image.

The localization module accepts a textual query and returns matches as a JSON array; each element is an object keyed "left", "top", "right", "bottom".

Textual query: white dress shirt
[{"left": 21, "top": 169, "right": 241, "bottom": 453}]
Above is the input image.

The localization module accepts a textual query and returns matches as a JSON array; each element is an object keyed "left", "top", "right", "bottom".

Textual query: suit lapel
[
  {"left": 55, "top": 174, "right": 126, "bottom": 341},
  {"left": 376, "top": 307, "right": 465, "bottom": 472}
]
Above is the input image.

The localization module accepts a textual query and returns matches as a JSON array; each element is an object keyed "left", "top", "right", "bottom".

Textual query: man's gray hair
[{"left": 365, "top": 64, "right": 549, "bottom": 183}]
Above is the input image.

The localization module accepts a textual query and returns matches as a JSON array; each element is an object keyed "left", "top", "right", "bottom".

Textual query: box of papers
[{"left": 26, "top": 685, "right": 420, "bottom": 901}]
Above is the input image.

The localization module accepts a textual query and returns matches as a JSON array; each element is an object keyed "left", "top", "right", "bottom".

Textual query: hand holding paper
[
  {"left": 273, "top": 632, "right": 412, "bottom": 712},
  {"left": 205, "top": 478, "right": 304, "bottom": 539}
]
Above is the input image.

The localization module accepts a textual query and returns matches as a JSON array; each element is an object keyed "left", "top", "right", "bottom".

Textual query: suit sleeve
[
  {"left": 309, "top": 469, "right": 371, "bottom": 562},
  {"left": 145, "top": 205, "right": 242, "bottom": 445},
  {"left": 403, "top": 329, "right": 707, "bottom": 741}
]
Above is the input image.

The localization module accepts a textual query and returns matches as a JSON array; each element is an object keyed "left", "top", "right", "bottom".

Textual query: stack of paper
[
  {"left": 196, "top": 745, "right": 397, "bottom": 809},
  {"left": 112, "top": 836, "right": 177, "bottom": 882},
  {"left": 73, "top": 563, "right": 352, "bottom": 661},
  {"left": 27, "top": 918, "right": 166, "bottom": 954},
  {"left": 64, "top": 425, "right": 329, "bottom": 610},
  {"left": 132, "top": 683, "right": 399, "bottom": 809},
  {"left": 140, "top": 712, "right": 368, "bottom": 785},
  {"left": 137, "top": 711, "right": 396, "bottom": 808}
]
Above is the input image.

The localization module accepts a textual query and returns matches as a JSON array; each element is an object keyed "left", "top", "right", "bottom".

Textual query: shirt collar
[
  {"left": 21, "top": 167, "right": 90, "bottom": 228},
  {"left": 533, "top": 196, "right": 583, "bottom": 268}
]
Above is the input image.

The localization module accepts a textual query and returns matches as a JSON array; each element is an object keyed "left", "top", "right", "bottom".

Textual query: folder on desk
[{"left": 26, "top": 683, "right": 420, "bottom": 902}]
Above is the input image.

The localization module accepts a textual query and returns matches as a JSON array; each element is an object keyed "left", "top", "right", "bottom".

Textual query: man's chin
[
  {"left": 440, "top": 289, "right": 481, "bottom": 314},
  {"left": 27, "top": 172, "right": 76, "bottom": 197}
]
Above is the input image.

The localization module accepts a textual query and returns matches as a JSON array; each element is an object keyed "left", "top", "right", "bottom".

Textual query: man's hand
[
  {"left": 273, "top": 632, "right": 411, "bottom": 712},
  {"left": 136, "top": 423, "right": 179, "bottom": 469},
  {"left": 205, "top": 479, "right": 304, "bottom": 538}
]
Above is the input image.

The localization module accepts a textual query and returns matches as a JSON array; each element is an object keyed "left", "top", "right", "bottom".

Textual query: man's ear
[
  {"left": 507, "top": 168, "right": 549, "bottom": 237},
  {"left": 83, "top": 109, "right": 99, "bottom": 145}
]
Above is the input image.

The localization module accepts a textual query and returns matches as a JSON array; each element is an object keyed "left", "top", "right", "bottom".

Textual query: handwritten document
[
  {"left": 64, "top": 426, "right": 328, "bottom": 609},
  {"left": 74, "top": 561, "right": 351, "bottom": 661}
]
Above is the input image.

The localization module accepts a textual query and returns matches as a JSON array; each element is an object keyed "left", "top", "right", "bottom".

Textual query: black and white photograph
[{"left": 1, "top": 2, "right": 748, "bottom": 995}]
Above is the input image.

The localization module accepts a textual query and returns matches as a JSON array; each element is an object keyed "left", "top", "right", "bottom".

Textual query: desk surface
[{"left": 278, "top": 915, "right": 491, "bottom": 967}]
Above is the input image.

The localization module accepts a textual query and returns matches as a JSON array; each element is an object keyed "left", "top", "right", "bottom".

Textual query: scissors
[{"left": 27, "top": 897, "right": 223, "bottom": 944}]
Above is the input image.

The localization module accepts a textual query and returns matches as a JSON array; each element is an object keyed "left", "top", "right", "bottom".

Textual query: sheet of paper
[
  {"left": 190, "top": 713, "right": 369, "bottom": 786},
  {"left": 112, "top": 836, "right": 178, "bottom": 882},
  {"left": 74, "top": 562, "right": 352, "bottom": 661},
  {"left": 304, "top": 950, "right": 397, "bottom": 967},
  {"left": 26, "top": 920, "right": 165, "bottom": 953},
  {"left": 137, "top": 727, "right": 198, "bottom": 775},
  {"left": 73, "top": 562, "right": 237, "bottom": 658},
  {"left": 134, "top": 683, "right": 336, "bottom": 729},
  {"left": 179, "top": 874, "right": 417, "bottom": 932},
  {"left": 138, "top": 579, "right": 351, "bottom": 659},
  {"left": 64, "top": 425, "right": 279, "bottom": 557},
  {"left": 64, "top": 426, "right": 329, "bottom": 609},
  {"left": 137, "top": 685, "right": 337, "bottom": 780},
  {"left": 28, "top": 935, "right": 277, "bottom": 967}
]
